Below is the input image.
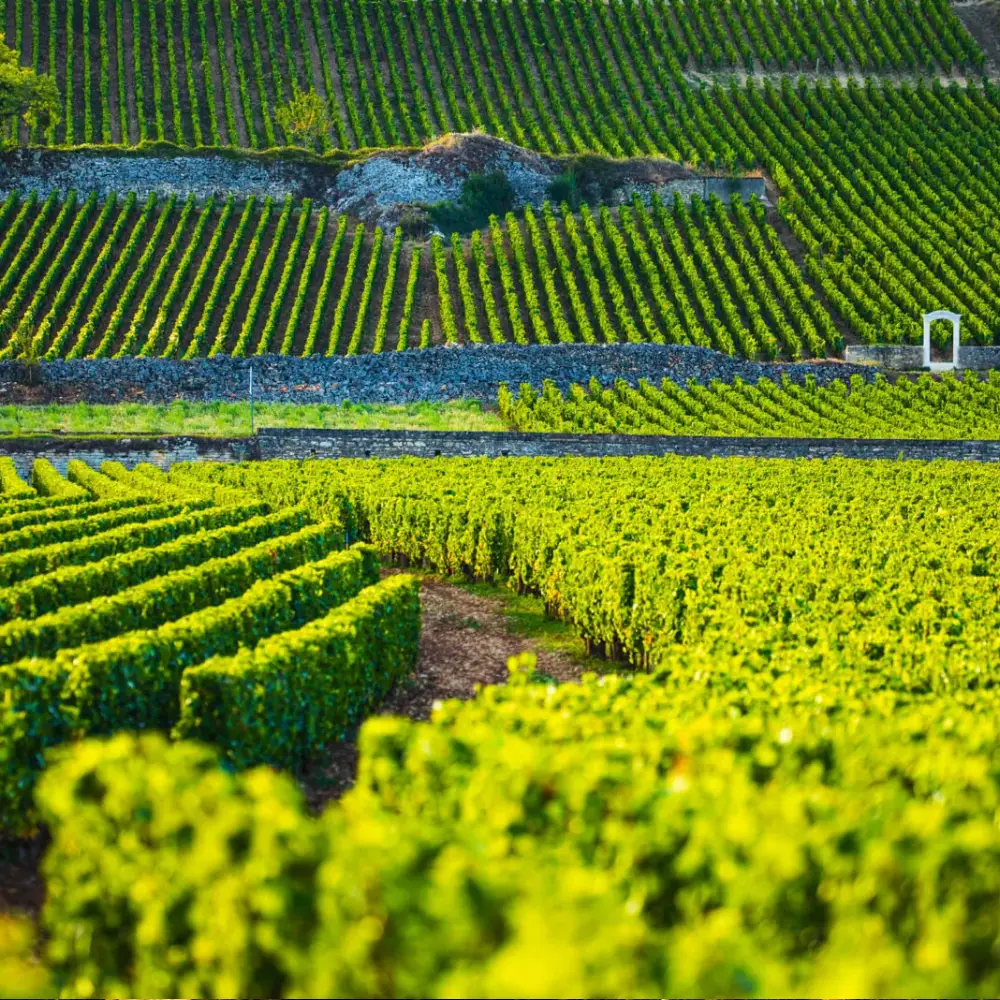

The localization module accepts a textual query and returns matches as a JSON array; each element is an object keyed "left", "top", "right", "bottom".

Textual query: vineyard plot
[
  {"left": 0, "top": 6, "right": 995, "bottom": 353},
  {"left": 0, "top": 191, "right": 845, "bottom": 359},
  {"left": 0, "top": 458, "right": 420, "bottom": 838},
  {"left": 500, "top": 370, "right": 1000, "bottom": 439},
  {"left": 0, "top": 0, "right": 982, "bottom": 149}
]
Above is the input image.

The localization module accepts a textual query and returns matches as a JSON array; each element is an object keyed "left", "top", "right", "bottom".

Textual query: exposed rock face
[
  {"left": 329, "top": 133, "right": 563, "bottom": 228},
  {"left": 0, "top": 148, "right": 302, "bottom": 203},
  {"left": 0, "top": 137, "right": 765, "bottom": 232}
]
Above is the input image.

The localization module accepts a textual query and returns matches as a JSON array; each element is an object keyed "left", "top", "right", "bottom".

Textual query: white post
[
  {"left": 922, "top": 311, "right": 961, "bottom": 371},
  {"left": 249, "top": 366, "right": 254, "bottom": 436}
]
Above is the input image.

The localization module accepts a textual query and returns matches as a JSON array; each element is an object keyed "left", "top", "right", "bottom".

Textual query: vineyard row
[{"left": 0, "top": 457, "right": 420, "bottom": 839}]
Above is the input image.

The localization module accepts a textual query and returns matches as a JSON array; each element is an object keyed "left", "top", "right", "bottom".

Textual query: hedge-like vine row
[
  {"left": 0, "top": 527, "right": 373, "bottom": 837},
  {"left": 176, "top": 573, "right": 420, "bottom": 769}
]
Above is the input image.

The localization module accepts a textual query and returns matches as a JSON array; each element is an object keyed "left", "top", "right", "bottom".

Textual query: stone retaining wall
[
  {"left": 253, "top": 428, "right": 1000, "bottom": 463},
  {"left": 845, "top": 344, "right": 1000, "bottom": 371},
  {"left": 0, "top": 344, "right": 881, "bottom": 406},
  {"left": 844, "top": 345, "right": 922, "bottom": 369},
  {"left": 959, "top": 346, "right": 1000, "bottom": 369},
  {"left": 0, "top": 435, "right": 251, "bottom": 479},
  {"left": 5, "top": 429, "right": 1000, "bottom": 477}
]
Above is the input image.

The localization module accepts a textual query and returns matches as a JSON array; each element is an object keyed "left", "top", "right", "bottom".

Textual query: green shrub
[
  {"left": 0, "top": 507, "right": 294, "bottom": 623},
  {"left": 30, "top": 458, "right": 86, "bottom": 498},
  {"left": 38, "top": 642, "right": 1000, "bottom": 998},
  {"left": 0, "top": 458, "right": 33, "bottom": 498},
  {"left": 428, "top": 171, "right": 516, "bottom": 234},
  {"left": 547, "top": 167, "right": 580, "bottom": 210},
  {"left": 38, "top": 733, "right": 323, "bottom": 1000},
  {"left": 0, "top": 494, "right": 142, "bottom": 541},
  {"left": 0, "top": 494, "right": 83, "bottom": 519},
  {"left": 0, "top": 916, "right": 51, "bottom": 998},
  {"left": 0, "top": 499, "right": 259, "bottom": 592}
]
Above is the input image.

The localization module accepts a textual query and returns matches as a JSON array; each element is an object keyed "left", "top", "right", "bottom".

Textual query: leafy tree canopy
[
  {"left": 275, "top": 89, "right": 329, "bottom": 146},
  {"left": 0, "top": 34, "right": 59, "bottom": 131}
]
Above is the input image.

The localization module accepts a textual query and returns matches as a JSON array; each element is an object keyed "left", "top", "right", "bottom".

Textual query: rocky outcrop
[{"left": 0, "top": 137, "right": 766, "bottom": 233}]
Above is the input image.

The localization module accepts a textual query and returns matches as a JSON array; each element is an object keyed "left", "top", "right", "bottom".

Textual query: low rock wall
[
  {"left": 5, "top": 429, "right": 1000, "bottom": 477},
  {"left": 845, "top": 344, "right": 1000, "bottom": 371},
  {"left": 959, "top": 347, "right": 1000, "bottom": 370},
  {"left": 0, "top": 344, "right": 880, "bottom": 406},
  {"left": 844, "top": 345, "right": 923, "bottom": 369},
  {"left": 253, "top": 429, "right": 1000, "bottom": 463},
  {"left": 0, "top": 435, "right": 251, "bottom": 480}
]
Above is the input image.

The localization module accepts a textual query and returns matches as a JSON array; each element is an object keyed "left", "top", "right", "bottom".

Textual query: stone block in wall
[
  {"left": 957, "top": 347, "right": 1000, "bottom": 371},
  {"left": 844, "top": 345, "right": 924, "bottom": 369}
]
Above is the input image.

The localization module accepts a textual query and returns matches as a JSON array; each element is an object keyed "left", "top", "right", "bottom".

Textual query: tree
[
  {"left": 8, "top": 321, "right": 40, "bottom": 386},
  {"left": 0, "top": 33, "right": 59, "bottom": 132},
  {"left": 275, "top": 89, "right": 329, "bottom": 146}
]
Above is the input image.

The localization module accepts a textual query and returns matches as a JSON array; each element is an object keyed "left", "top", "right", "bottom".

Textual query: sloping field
[
  {"left": 0, "top": 189, "right": 842, "bottom": 359},
  {"left": 0, "top": 0, "right": 981, "bottom": 149},
  {"left": 0, "top": 80, "right": 999, "bottom": 355},
  {"left": 0, "top": 3, "right": 990, "bottom": 358}
]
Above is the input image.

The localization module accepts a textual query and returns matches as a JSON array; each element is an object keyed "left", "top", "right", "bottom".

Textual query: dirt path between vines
[
  {"left": 0, "top": 578, "right": 589, "bottom": 920},
  {"left": 302, "top": 576, "right": 588, "bottom": 809}
]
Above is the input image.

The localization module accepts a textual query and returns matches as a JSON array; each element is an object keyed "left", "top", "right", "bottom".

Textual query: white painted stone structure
[{"left": 923, "top": 310, "right": 961, "bottom": 371}]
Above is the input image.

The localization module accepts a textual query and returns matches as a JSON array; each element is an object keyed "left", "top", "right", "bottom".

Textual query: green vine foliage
[{"left": 23, "top": 453, "right": 990, "bottom": 995}]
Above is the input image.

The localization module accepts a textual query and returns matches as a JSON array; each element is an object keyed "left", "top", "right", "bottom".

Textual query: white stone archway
[{"left": 923, "top": 310, "right": 961, "bottom": 371}]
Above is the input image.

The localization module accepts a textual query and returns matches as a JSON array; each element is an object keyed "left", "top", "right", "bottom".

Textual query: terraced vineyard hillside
[
  {"left": 0, "top": 189, "right": 842, "bottom": 359},
  {"left": 1, "top": 86, "right": 999, "bottom": 356},
  {"left": 1, "top": 0, "right": 981, "bottom": 149},
  {"left": 0, "top": 3, "right": 994, "bottom": 357}
]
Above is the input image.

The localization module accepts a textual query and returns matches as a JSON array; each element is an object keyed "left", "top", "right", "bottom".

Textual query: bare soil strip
[{"left": 303, "top": 576, "right": 590, "bottom": 809}]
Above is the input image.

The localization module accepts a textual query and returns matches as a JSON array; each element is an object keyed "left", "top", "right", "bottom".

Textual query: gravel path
[{"left": 0, "top": 344, "right": 879, "bottom": 406}]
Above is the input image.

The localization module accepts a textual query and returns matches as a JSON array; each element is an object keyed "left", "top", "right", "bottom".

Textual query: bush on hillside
[{"left": 428, "top": 171, "right": 516, "bottom": 234}]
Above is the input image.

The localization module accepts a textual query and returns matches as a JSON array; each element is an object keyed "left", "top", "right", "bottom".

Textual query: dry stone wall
[
  {"left": 5, "top": 429, "right": 1000, "bottom": 478},
  {"left": 0, "top": 435, "right": 250, "bottom": 480},
  {"left": 845, "top": 344, "right": 1000, "bottom": 370},
  {"left": 0, "top": 344, "right": 880, "bottom": 406}
]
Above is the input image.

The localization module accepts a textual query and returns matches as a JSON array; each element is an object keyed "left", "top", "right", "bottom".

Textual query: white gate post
[{"left": 922, "top": 310, "right": 962, "bottom": 370}]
